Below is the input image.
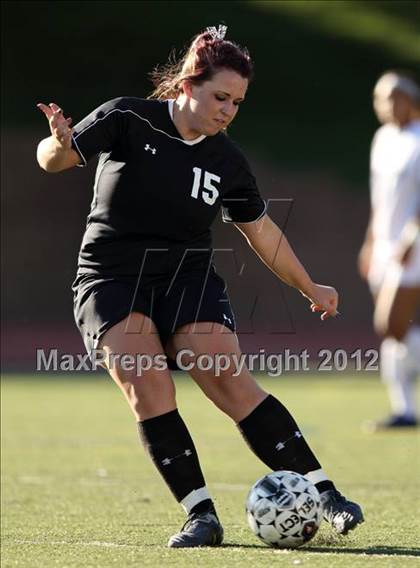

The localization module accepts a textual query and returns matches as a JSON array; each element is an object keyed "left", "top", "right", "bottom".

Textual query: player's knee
[
  {"left": 386, "top": 325, "right": 407, "bottom": 342},
  {"left": 115, "top": 367, "right": 175, "bottom": 416},
  {"left": 203, "top": 369, "right": 263, "bottom": 409},
  {"left": 379, "top": 312, "right": 408, "bottom": 341},
  {"left": 389, "top": 313, "right": 409, "bottom": 341}
]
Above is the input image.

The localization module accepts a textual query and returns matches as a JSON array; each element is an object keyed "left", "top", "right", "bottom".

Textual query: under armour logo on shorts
[{"left": 223, "top": 313, "right": 232, "bottom": 325}]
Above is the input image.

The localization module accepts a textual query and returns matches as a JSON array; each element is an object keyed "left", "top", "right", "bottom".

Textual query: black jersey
[{"left": 71, "top": 97, "right": 266, "bottom": 277}]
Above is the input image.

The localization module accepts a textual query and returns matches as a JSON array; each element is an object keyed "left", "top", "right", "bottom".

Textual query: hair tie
[{"left": 206, "top": 25, "right": 227, "bottom": 41}]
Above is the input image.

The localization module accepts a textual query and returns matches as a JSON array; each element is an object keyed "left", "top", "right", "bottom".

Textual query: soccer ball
[{"left": 246, "top": 470, "right": 323, "bottom": 548}]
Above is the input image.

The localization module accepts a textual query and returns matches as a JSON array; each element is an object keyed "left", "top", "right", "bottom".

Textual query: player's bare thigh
[
  {"left": 99, "top": 312, "right": 176, "bottom": 421},
  {"left": 166, "top": 322, "right": 267, "bottom": 422},
  {"left": 374, "top": 285, "right": 420, "bottom": 340}
]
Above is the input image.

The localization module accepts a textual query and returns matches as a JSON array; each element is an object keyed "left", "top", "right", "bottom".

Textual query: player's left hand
[
  {"left": 303, "top": 284, "right": 339, "bottom": 321},
  {"left": 37, "top": 102, "right": 73, "bottom": 149},
  {"left": 394, "top": 218, "right": 420, "bottom": 266},
  {"left": 396, "top": 242, "right": 414, "bottom": 266}
]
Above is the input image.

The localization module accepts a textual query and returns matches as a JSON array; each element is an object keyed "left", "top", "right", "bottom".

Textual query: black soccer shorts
[{"left": 72, "top": 266, "right": 236, "bottom": 367}]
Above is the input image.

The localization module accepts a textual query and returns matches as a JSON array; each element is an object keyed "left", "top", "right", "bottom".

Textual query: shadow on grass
[
  {"left": 301, "top": 545, "right": 420, "bottom": 557},
  {"left": 220, "top": 543, "right": 420, "bottom": 557}
]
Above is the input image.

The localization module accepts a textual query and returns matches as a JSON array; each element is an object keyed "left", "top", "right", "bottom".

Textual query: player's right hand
[
  {"left": 37, "top": 102, "right": 73, "bottom": 150},
  {"left": 302, "top": 283, "right": 339, "bottom": 321}
]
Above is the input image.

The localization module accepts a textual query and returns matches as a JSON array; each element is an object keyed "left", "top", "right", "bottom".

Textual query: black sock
[
  {"left": 238, "top": 395, "right": 335, "bottom": 493},
  {"left": 315, "top": 480, "right": 335, "bottom": 494},
  {"left": 138, "top": 409, "right": 215, "bottom": 511},
  {"left": 190, "top": 499, "right": 216, "bottom": 516}
]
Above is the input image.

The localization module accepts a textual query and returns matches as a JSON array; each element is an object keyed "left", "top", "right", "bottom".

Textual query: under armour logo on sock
[
  {"left": 275, "top": 431, "right": 302, "bottom": 451},
  {"left": 145, "top": 144, "right": 157, "bottom": 155},
  {"left": 162, "top": 449, "right": 192, "bottom": 466}
]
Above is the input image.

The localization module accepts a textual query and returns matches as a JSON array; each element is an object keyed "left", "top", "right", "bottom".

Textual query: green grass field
[{"left": 2, "top": 373, "right": 420, "bottom": 567}]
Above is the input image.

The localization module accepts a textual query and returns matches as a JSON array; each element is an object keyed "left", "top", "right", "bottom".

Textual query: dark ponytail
[{"left": 148, "top": 28, "right": 253, "bottom": 100}]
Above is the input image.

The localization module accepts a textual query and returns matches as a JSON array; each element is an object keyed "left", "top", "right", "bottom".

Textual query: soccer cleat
[
  {"left": 321, "top": 490, "right": 364, "bottom": 535},
  {"left": 370, "top": 414, "right": 418, "bottom": 430},
  {"left": 168, "top": 511, "right": 224, "bottom": 548}
]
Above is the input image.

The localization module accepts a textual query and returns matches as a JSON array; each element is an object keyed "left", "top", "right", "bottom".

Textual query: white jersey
[{"left": 368, "top": 120, "right": 420, "bottom": 289}]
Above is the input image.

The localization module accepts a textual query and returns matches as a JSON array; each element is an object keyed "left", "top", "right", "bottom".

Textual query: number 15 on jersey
[{"left": 191, "top": 167, "right": 220, "bottom": 206}]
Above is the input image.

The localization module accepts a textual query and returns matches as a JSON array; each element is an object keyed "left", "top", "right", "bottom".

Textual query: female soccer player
[
  {"left": 37, "top": 26, "right": 363, "bottom": 547},
  {"left": 359, "top": 70, "right": 420, "bottom": 430}
]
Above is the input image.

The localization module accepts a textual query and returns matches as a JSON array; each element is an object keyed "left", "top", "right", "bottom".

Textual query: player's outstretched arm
[
  {"left": 235, "top": 214, "right": 338, "bottom": 320},
  {"left": 36, "top": 103, "right": 81, "bottom": 172}
]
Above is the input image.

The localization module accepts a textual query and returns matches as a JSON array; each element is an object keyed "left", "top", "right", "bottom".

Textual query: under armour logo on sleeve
[{"left": 144, "top": 144, "right": 157, "bottom": 155}]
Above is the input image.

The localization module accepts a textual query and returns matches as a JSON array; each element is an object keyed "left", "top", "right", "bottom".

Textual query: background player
[
  {"left": 37, "top": 26, "right": 363, "bottom": 546},
  {"left": 359, "top": 70, "right": 420, "bottom": 429}
]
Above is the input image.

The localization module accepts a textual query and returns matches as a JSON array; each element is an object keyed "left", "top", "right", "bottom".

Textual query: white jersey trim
[
  {"left": 167, "top": 99, "right": 207, "bottom": 145},
  {"left": 72, "top": 134, "right": 88, "bottom": 167},
  {"left": 72, "top": 103, "right": 207, "bottom": 167},
  {"left": 221, "top": 199, "right": 267, "bottom": 224}
]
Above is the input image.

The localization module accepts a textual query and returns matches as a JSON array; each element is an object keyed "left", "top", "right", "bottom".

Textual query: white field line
[
  {"left": 16, "top": 475, "right": 119, "bottom": 486},
  {"left": 18, "top": 476, "right": 54, "bottom": 484},
  {"left": 15, "top": 478, "right": 250, "bottom": 490},
  {"left": 10, "top": 539, "right": 136, "bottom": 548}
]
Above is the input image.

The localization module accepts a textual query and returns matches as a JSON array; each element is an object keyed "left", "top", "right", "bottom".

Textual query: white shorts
[{"left": 368, "top": 239, "right": 420, "bottom": 294}]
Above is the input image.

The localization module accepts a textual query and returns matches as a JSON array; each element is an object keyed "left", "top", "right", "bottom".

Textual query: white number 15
[{"left": 191, "top": 167, "right": 220, "bottom": 206}]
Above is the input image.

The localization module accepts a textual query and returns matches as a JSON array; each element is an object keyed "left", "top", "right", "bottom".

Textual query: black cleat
[
  {"left": 368, "top": 414, "right": 418, "bottom": 431},
  {"left": 168, "top": 511, "right": 224, "bottom": 548},
  {"left": 321, "top": 490, "right": 364, "bottom": 535}
]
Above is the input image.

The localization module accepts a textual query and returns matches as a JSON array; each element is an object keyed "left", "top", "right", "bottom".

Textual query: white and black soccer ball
[{"left": 246, "top": 470, "right": 323, "bottom": 548}]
